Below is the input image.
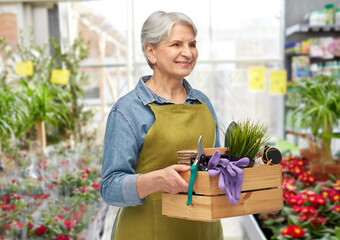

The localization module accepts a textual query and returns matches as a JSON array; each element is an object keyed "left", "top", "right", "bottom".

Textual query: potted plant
[
  {"left": 290, "top": 75, "right": 340, "bottom": 179},
  {"left": 224, "top": 119, "right": 270, "bottom": 167},
  {"left": 20, "top": 79, "right": 70, "bottom": 153}
]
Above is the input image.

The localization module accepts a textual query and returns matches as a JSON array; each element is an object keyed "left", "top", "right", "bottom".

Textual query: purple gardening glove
[
  {"left": 208, "top": 150, "right": 249, "bottom": 205},
  {"left": 208, "top": 151, "right": 238, "bottom": 204},
  {"left": 230, "top": 157, "right": 250, "bottom": 201}
]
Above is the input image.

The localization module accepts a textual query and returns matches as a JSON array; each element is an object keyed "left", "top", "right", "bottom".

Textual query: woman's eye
[
  {"left": 171, "top": 43, "right": 179, "bottom": 47},
  {"left": 190, "top": 43, "right": 196, "bottom": 48}
]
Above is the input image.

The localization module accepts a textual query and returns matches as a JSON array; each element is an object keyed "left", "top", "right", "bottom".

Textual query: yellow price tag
[
  {"left": 248, "top": 67, "right": 266, "bottom": 91},
  {"left": 51, "top": 69, "right": 70, "bottom": 85},
  {"left": 16, "top": 61, "right": 33, "bottom": 76},
  {"left": 270, "top": 70, "right": 287, "bottom": 94}
]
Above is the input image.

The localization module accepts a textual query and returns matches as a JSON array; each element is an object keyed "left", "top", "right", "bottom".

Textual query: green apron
[{"left": 112, "top": 102, "right": 223, "bottom": 240}]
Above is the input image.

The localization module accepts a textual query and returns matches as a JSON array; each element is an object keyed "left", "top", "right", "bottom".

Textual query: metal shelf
[{"left": 286, "top": 24, "right": 340, "bottom": 37}]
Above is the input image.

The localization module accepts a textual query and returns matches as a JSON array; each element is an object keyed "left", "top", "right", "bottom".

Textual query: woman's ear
[{"left": 145, "top": 43, "right": 156, "bottom": 64}]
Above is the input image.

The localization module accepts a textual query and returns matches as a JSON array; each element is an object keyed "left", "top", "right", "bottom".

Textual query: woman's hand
[
  {"left": 158, "top": 165, "right": 190, "bottom": 194},
  {"left": 136, "top": 164, "right": 190, "bottom": 199}
]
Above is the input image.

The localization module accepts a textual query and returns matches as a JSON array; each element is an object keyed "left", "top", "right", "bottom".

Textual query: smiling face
[{"left": 147, "top": 24, "right": 198, "bottom": 80}]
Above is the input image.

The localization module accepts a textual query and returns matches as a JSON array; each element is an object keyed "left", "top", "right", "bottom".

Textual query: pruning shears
[{"left": 187, "top": 135, "right": 205, "bottom": 206}]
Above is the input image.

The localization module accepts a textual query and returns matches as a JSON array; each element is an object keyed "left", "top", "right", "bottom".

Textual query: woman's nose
[{"left": 181, "top": 46, "right": 193, "bottom": 58}]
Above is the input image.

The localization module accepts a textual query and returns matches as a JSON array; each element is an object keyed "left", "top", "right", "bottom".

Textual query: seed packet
[
  {"left": 333, "top": 37, "right": 340, "bottom": 56},
  {"left": 319, "top": 37, "right": 334, "bottom": 59}
]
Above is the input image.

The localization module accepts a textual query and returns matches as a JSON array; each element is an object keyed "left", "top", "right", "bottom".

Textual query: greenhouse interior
[{"left": 0, "top": 0, "right": 340, "bottom": 239}]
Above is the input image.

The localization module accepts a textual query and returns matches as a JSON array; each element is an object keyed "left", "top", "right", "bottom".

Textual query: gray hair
[{"left": 141, "top": 11, "right": 197, "bottom": 69}]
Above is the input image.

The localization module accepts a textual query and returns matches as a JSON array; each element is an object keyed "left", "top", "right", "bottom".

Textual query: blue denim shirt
[{"left": 100, "top": 75, "right": 220, "bottom": 207}]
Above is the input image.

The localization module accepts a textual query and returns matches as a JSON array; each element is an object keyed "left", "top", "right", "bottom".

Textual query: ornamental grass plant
[{"left": 224, "top": 119, "right": 269, "bottom": 166}]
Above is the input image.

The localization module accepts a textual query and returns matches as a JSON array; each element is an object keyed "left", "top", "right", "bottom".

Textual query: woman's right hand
[
  {"left": 136, "top": 164, "right": 190, "bottom": 199},
  {"left": 157, "top": 164, "right": 190, "bottom": 194}
]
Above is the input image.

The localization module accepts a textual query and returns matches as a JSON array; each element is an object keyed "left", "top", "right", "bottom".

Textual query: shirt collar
[{"left": 135, "top": 75, "right": 202, "bottom": 105}]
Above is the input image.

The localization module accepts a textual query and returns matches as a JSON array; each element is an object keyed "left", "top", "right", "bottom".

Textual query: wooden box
[{"left": 162, "top": 148, "right": 283, "bottom": 222}]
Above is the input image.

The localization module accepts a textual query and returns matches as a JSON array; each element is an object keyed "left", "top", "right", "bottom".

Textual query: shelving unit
[
  {"left": 283, "top": 0, "right": 340, "bottom": 146},
  {"left": 286, "top": 23, "right": 340, "bottom": 36}
]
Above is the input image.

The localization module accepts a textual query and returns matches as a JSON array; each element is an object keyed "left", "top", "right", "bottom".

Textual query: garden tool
[
  {"left": 208, "top": 150, "right": 249, "bottom": 205},
  {"left": 187, "top": 135, "right": 205, "bottom": 206}
]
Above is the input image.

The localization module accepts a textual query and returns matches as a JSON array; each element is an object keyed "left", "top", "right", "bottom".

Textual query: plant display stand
[{"left": 162, "top": 149, "right": 283, "bottom": 222}]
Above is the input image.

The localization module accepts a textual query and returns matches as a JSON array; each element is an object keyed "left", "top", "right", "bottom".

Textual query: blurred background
[{"left": 0, "top": 0, "right": 284, "bottom": 143}]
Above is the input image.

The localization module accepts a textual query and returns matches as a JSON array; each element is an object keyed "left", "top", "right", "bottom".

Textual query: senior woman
[{"left": 101, "top": 10, "right": 223, "bottom": 240}]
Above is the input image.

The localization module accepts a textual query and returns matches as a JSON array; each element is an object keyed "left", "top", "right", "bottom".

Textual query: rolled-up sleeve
[{"left": 100, "top": 109, "right": 146, "bottom": 207}]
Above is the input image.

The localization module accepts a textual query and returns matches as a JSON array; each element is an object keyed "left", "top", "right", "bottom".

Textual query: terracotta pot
[
  {"left": 300, "top": 149, "right": 322, "bottom": 163},
  {"left": 309, "top": 161, "right": 340, "bottom": 181}
]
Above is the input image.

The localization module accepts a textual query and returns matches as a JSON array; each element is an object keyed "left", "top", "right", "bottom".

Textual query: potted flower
[
  {"left": 258, "top": 156, "right": 340, "bottom": 240},
  {"left": 289, "top": 75, "right": 340, "bottom": 179}
]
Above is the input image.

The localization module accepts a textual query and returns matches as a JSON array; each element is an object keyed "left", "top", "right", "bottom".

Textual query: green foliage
[
  {"left": 0, "top": 29, "right": 93, "bottom": 150},
  {"left": 224, "top": 121, "right": 237, "bottom": 148},
  {"left": 0, "top": 37, "right": 13, "bottom": 86},
  {"left": 225, "top": 119, "right": 269, "bottom": 163},
  {"left": 49, "top": 35, "right": 93, "bottom": 141},
  {"left": 292, "top": 75, "right": 340, "bottom": 137},
  {"left": 19, "top": 79, "right": 70, "bottom": 127},
  {"left": 0, "top": 86, "right": 28, "bottom": 150},
  {"left": 17, "top": 29, "right": 52, "bottom": 84},
  {"left": 290, "top": 75, "right": 340, "bottom": 163}
]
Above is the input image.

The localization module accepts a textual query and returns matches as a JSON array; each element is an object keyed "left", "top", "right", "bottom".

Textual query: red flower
[
  {"left": 292, "top": 206, "right": 304, "bottom": 213},
  {"left": 300, "top": 190, "right": 317, "bottom": 199},
  {"left": 92, "top": 183, "right": 100, "bottom": 191},
  {"left": 33, "top": 195, "right": 40, "bottom": 200},
  {"left": 308, "top": 195, "right": 326, "bottom": 206},
  {"left": 1, "top": 195, "right": 10, "bottom": 204},
  {"left": 16, "top": 222, "right": 23, "bottom": 229},
  {"left": 321, "top": 189, "right": 333, "bottom": 198},
  {"left": 331, "top": 193, "right": 340, "bottom": 203},
  {"left": 301, "top": 206, "right": 317, "bottom": 215},
  {"left": 81, "top": 185, "right": 86, "bottom": 193},
  {"left": 28, "top": 222, "right": 34, "bottom": 229},
  {"left": 12, "top": 179, "right": 16, "bottom": 184},
  {"left": 310, "top": 216, "right": 327, "bottom": 227},
  {"left": 1, "top": 203, "right": 8, "bottom": 211},
  {"left": 64, "top": 220, "right": 75, "bottom": 231},
  {"left": 315, "top": 196, "right": 326, "bottom": 205},
  {"left": 332, "top": 179, "right": 340, "bottom": 191},
  {"left": 297, "top": 171, "right": 316, "bottom": 186},
  {"left": 332, "top": 205, "right": 340, "bottom": 213},
  {"left": 80, "top": 205, "right": 87, "bottom": 212},
  {"left": 56, "top": 235, "right": 71, "bottom": 240},
  {"left": 70, "top": 212, "right": 82, "bottom": 221},
  {"left": 81, "top": 174, "right": 87, "bottom": 179},
  {"left": 287, "top": 196, "right": 305, "bottom": 206},
  {"left": 35, "top": 225, "right": 47, "bottom": 235},
  {"left": 281, "top": 225, "right": 306, "bottom": 238},
  {"left": 41, "top": 194, "right": 49, "bottom": 199},
  {"left": 16, "top": 196, "right": 21, "bottom": 200},
  {"left": 63, "top": 207, "right": 71, "bottom": 211},
  {"left": 7, "top": 205, "right": 16, "bottom": 211}
]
